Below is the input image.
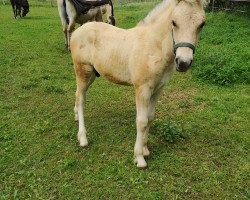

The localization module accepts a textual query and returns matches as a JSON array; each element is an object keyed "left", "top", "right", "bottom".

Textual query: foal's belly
[
  {"left": 95, "top": 62, "right": 133, "bottom": 86},
  {"left": 102, "top": 71, "right": 133, "bottom": 86}
]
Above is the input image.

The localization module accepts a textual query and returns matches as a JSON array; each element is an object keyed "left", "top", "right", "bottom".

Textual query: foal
[{"left": 70, "top": 0, "right": 208, "bottom": 168}]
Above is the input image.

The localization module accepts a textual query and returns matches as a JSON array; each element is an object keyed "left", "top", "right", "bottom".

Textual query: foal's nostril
[
  {"left": 190, "top": 59, "right": 193, "bottom": 66},
  {"left": 175, "top": 57, "right": 179, "bottom": 64},
  {"left": 175, "top": 56, "right": 193, "bottom": 72}
]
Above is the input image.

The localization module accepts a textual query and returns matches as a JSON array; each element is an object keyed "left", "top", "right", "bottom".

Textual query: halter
[{"left": 172, "top": 28, "right": 195, "bottom": 55}]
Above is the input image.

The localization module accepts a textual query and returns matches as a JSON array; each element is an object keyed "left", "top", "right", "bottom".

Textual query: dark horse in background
[{"left": 10, "top": 0, "right": 29, "bottom": 18}]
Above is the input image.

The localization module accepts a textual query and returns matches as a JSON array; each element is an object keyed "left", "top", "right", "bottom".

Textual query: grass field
[{"left": 0, "top": 1, "right": 249, "bottom": 199}]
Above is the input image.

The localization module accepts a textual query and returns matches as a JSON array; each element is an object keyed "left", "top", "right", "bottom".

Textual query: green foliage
[
  {"left": 153, "top": 119, "right": 185, "bottom": 143},
  {"left": 207, "top": 0, "right": 250, "bottom": 10},
  {"left": 192, "top": 12, "right": 250, "bottom": 85},
  {"left": 210, "top": 0, "right": 232, "bottom": 7}
]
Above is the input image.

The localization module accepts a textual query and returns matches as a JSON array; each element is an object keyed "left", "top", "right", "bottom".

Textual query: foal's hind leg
[
  {"left": 74, "top": 64, "right": 95, "bottom": 147},
  {"left": 74, "top": 72, "right": 96, "bottom": 121}
]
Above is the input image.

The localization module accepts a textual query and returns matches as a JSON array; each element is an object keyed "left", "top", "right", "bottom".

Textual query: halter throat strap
[{"left": 173, "top": 42, "right": 195, "bottom": 55}]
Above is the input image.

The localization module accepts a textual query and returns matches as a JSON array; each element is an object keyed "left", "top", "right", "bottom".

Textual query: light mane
[
  {"left": 138, "top": 0, "right": 174, "bottom": 26},
  {"left": 138, "top": 0, "right": 208, "bottom": 26}
]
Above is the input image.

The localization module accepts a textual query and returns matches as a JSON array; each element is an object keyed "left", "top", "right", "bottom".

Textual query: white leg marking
[
  {"left": 77, "top": 95, "right": 88, "bottom": 147},
  {"left": 134, "top": 86, "right": 153, "bottom": 168}
]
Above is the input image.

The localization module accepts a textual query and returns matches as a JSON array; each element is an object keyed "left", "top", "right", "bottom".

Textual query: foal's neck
[
  {"left": 138, "top": 1, "right": 176, "bottom": 40},
  {"left": 152, "top": 5, "right": 175, "bottom": 38}
]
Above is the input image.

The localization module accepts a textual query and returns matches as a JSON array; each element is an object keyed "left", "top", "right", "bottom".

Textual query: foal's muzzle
[
  {"left": 174, "top": 43, "right": 195, "bottom": 72},
  {"left": 175, "top": 57, "right": 193, "bottom": 72}
]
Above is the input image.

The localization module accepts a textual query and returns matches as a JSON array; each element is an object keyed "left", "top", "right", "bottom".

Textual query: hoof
[
  {"left": 134, "top": 155, "right": 147, "bottom": 169},
  {"left": 137, "top": 164, "right": 148, "bottom": 169},
  {"left": 80, "top": 143, "right": 89, "bottom": 148},
  {"left": 78, "top": 134, "right": 88, "bottom": 147},
  {"left": 79, "top": 141, "right": 88, "bottom": 148}
]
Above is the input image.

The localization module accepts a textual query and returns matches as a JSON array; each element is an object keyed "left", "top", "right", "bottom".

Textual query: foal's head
[{"left": 172, "top": 0, "right": 208, "bottom": 72}]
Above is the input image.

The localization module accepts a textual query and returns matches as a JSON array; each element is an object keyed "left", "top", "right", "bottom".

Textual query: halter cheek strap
[{"left": 173, "top": 42, "right": 195, "bottom": 55}]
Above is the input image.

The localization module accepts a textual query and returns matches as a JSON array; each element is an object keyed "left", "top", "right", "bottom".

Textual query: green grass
[
  {"left": 193, "top": 11, "right": 250, "bottom": 85},
  {"left": 0, "top": 1, "right": 249, "bottom": 199}
]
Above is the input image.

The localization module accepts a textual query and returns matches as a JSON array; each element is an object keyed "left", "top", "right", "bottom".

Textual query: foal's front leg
[
  {"left": 134, "top": 86, "right": 152, "bottom": 168},
  {"left": 142, "top": 86, "right": 163, "bottom": 157}
]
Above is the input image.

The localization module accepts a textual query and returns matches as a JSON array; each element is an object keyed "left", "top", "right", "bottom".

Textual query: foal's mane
[
  {"left": 138, "top": 0, "right": 173, "bottom": 26},
  {"left": 138, "top": 0, "right": 208, "bottom": 26}
]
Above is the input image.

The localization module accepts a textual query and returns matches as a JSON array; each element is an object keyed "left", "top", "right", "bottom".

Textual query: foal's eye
[
  {"left": 172, "top": 20, "right": 177, "bottom": 27},
  {"left": 199, "top": 22, "right": 205, "bottom": 29}
]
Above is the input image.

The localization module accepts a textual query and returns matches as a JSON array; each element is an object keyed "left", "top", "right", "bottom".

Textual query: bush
[
  {"left": 153, "top": 119, "right": 185, "bottom": 143},
  {"left": 207, "top": 0, "right": 250, "bottom": 11}
]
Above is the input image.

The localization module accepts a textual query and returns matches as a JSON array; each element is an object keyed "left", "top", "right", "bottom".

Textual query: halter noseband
[
  {"left": 173, "top": 42, "right": 195, "bottom": 55},
  {"left": 172, "top": 28, "right": 195, "bottom": 55}
]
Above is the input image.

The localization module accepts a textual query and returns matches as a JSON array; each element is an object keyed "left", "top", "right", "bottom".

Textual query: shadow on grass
[{"left": 21, "top": 16, "right": 52, "bottom": 20}]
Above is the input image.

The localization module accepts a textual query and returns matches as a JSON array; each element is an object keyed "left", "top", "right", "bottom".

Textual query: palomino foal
[{"left": 70, "top": 0, "right": 208, "bottom": 168}]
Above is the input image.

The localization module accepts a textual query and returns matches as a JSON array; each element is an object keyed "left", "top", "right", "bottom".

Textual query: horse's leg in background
[
  {"left": 57, "top": 0, "right": 68, "bottom": 50},
  {"left": 74, "top": 64, "right": 96, "bottom": 147},
  {"left": 66, "top": 19, "right": 75, "bottom": 51},
  {"left": 134, "top": 85, "right": 153, "bottom": 168},
  {"left": 105, "top": 4, "right": 115, "bottom": 25},
  {"left": 65, "top": 2, "right": 77, "bottom": 51},
  {"left": 94, "top": 9, "right": 103, "bottom": 22},
  {"left": 10, "top": 0, "right": 16, "bottom": 18},
  {"left": 17, "top": 3, "right": 21, "bottom": 18},
  {"left": 14, "top": 6, "right": 17, "bottom": 18}
]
